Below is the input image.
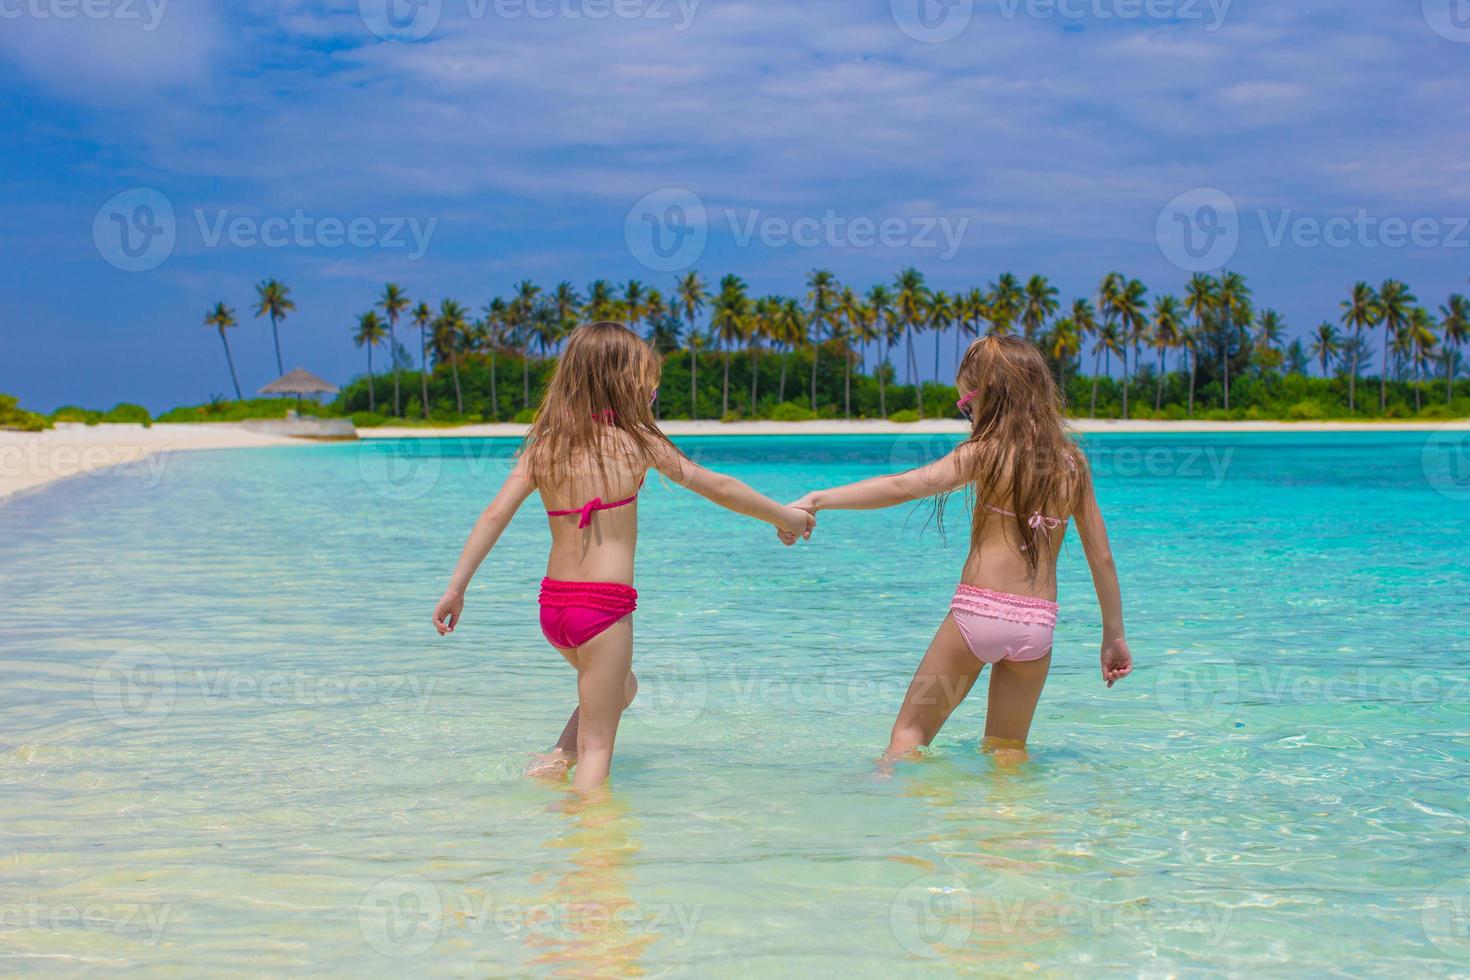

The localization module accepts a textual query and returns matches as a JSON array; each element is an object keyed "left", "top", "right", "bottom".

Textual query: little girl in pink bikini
[
  {"left": 433, "top": 321, "right": 814, "bottom": 791},
  {"left": 789, "top": 335, "right": 1133, "bottom": 762}
]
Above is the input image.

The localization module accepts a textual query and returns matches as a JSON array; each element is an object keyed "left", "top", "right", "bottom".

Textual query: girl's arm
[
  {"left": 652, "top": 446, "right": 814, "bottom": 538},
  {"left": 795, "top": 444, "right": 974, "bottom": 513},
  {"left": 1073, "top": 480, "right": 1133, "bottom": 687},
  {"left": 432, "top": 457, "right": 538, "bottom": 635}
]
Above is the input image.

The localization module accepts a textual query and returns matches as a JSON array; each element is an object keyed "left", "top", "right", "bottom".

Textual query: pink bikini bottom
[
  {"left": 950, "top": 585, "right": 1057, "bottom": 665},
  {"left": 538, "top": 578, "right": 638, "bottom": 649}
]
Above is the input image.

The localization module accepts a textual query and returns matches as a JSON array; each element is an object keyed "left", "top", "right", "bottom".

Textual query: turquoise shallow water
[{"left": 2, "top": 431, "right": 1469, "bottom": 976}]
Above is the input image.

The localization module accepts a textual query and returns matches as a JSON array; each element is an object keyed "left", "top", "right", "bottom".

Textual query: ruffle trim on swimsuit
[
  {"left": 952, "top": 584, "right": 1058, "bottom": 628},
  {"left": 538, "top": 578, "right": 639, "bottom": 613}
]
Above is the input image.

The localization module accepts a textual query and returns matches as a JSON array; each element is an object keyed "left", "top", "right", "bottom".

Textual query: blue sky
[{"left": 2, "top": 0, "right": 1468, "bottom": 412}]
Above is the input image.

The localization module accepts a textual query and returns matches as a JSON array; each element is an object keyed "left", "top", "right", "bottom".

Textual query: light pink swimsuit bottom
[{"left": 950, "top": 585, "right": 1058, "bottom": 665}]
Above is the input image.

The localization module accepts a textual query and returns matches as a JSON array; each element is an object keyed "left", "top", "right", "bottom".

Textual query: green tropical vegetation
[{"left": 12, "top": 269, "right": 1469, "bottom": 431}]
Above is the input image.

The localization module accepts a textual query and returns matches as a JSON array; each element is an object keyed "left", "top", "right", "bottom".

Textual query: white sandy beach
[
  {"left": 0, "top": 423, "right": 301, "bottom": 500},
  {"left": 2, "top": 418, "right": 1466, "bottom": 501}
]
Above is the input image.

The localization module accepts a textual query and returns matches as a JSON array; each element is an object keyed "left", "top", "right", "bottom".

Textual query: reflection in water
[{"left": 525, "top": 791, "right": 658, "bottom": 977}]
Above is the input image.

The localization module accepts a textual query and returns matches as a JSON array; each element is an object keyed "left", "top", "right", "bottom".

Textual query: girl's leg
[
  {"left": 883, "top": 614, "right": 984, "bottom": 762},
  {"left": 982, "top": 653, "right": 1052, "bottom": 761},
  {"left": 571, "top": 618, "right": 635, "bottom": 792},
  {"left": 529, "top": 642, "right": 637, "bottom": 778}
]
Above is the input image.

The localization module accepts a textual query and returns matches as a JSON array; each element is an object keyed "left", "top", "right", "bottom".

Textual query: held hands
[
  {"left": 432, "top": 590, "right": 464, "bottom": 636},
  {"left": 776, "top": 505, "right": 816, "bottom": 547},
  {"left": 1101, "top": 635, "right": 1133, "bottom": 688}
]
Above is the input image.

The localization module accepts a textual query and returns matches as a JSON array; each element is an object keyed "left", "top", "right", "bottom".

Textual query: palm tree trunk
[
  {"left": 1121, "top": 346, "right": 1130, "bottom": 419},
  {"left": 1155, "top": 348, "right": 1165, "bottom": 411},
  {"left": 451, "top": 354, "right": 463, "bottom": 415},
  {"left": 722, "top": 341, "right": 730, "bottom": 417},
  {"left": 270, "top": 313, "right": 284, "bottom": 376},
  {"left": 389, "top": 321, "right": 401, "bottom": 416},
  {"left": 1449, "top": 345, "right": 1457, "bottom": 405},
  {"left": 778, "top": 348, "right": 788, "bottom": 403},
  {"left": 810, "top": 340, "right": 819, "bottom": 414},
  {"left": 1379, "top": 328, "right": 1389, "bottom": 413},
  {"left": 219, "top": 332, "right": 242, "bottom": 400},
  {"left": 419, "top": 327, "right": 431, "bottom": 418},
  {"left": 489, "top": 353, "right": 499, "bottom": 420},
  {"left": 367, "top": 346, "right": 376, "bottom": 412},
  {"left": 844, "top": 347, "right": 851, "bottom": 419},
  {"left": 878, "top": 358, "right": 888, "bottom": 418},
  {"left": 691, "top": 348, "right": 698, "bottom": 420},
  {"left": 522, "top": 345, "right": 531, "bottom": 410},
  {"left": 1090, "top": 348, "right": 1102, "bottom": 417},
  {"left": 750, "top": 348, "right": 760, "bottom": 413},
  {"left": 1188, "top": 350, "right": 1197, "bottom": 418},
  {"left": 933, "top": 331, "right": 940, "bottom": 385},
  {"left": 1348, "top": 329, "right": 1359, "bottom": 413}
]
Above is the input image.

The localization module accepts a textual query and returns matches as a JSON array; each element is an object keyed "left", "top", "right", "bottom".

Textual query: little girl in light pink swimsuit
[{"left": 789, "top": 335, "right": 1133, "bottom": 761}]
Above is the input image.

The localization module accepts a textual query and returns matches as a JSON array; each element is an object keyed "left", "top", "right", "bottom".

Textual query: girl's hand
[
  {"left": 775, "top": 506, "right": 815, "bottom": 545},
  {"left": 1100, "top": 636, "right": 1132, "bottom": 687},
  {"left": 433, "top": 590, "right": 465, "bottom": 635}
]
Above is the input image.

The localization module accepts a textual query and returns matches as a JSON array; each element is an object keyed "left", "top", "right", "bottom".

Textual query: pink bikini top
[
  {"left": 546, "top": 477, "right": 646, "bottom": 529},
  {"left": 984, "top": 503, "right": 1065, "bottom": 533}
]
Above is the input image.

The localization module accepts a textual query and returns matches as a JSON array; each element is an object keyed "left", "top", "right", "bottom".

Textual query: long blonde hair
[
  {"left": 521, "top": 321, "right": 680, "bottom": 486},
  {"left": 953, "top": 335, "right": 1088, "bottom": 575}
]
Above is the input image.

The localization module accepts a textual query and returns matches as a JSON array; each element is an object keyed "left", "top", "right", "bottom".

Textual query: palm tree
[
  {"left": 867, "top": 285, "right": 895, "bottom": 418},
  {"left": 750, "top": 296, "right": 777, "bottom": 414},
  {"left": 775, "top": 297, "right": 803, "bottom": 404},
  {"left": 254, "top": 279, "right": 294, "bottom": 377},
  {"left": 585, "top": 279, "right": 618, "bottom": 321},
  {"left": 512, "top": 280, "right": 542, "bottom": 409},
  {"left": 838, "top": 286, "right": 864, "bottom": 418},
  {"left": 551, "top": 281, "right": 583, "bottom": 345},
  {"left": 1183, "top": 274, "right": 1217, "bottom": 418},
  {"left": 989, "top": 273, "right": 1023, "bottom": 337},
  {"left": 1440, "top": 293, "right": 1469, "bottom": 404},
  {"left": 1114, "top": 278, "right": 1148, "bottom": 419},
  {"left": 623, "top": 280, "right": 648, "bottom": 327},
  {"left": 1339, "top": 281, "right": 1380, "bottom": 413},
  {"left": 1217, "top": 271, "right": 1253, "bottom": 411},
  {"left": 928, "top": 290, "right": 956, "bottom": 385},
  {"left": 852, "top": 299, "right": 880, "bottom": 414},
  {"left": 676, "top": 272, "right": 708, "bottom": 420},
  {"left": 712, "top": 274, "right": 750, "bottom": 417},
  {"left": 957, "top": 287, "right": 987, "bottom": 360},
  {"left": 1255, "top": 309, "right": 1286, "bottom": 375},
  {"left": 435, "top": 299, "right": 469, "bottom": 415},
  {"left": 378, "top": 283, "right": 410, "bottom": 417},
  {"left": 1406, "top": 306, "right": 1438, "bottom": 413},
  {"left": 481, "top": 297, "right": 508, "bottom": 420},
  {"left": 1377, "top": 280, "right": 1416, "bottom": 412},
  {"left": 1151, "top": 295, "right": 1183, "bottom": 411},
  {"left": 1092, "top": 321, "right": 1123, "bottom": 414},
  {"left": 354, "top": 311, "right": 387, "bottom": 412},
  {"left": 1049, "top": 316, "right": 1081, "bottom": 388},
  {"left": 894, "top": 268, "right": 930, "bottom": 416},
  {"left": 412, "top": 301, "right": 434, "bottom": 417},
  {"left": 1309, "top": 323, "right": 1341, "bottom": 378},
  {"left": 1093, "top": 273, "right": 1124, "bottom": 416},
  {"left": 204, "top": 302, "right": 243, "bottom": 400},
  {"left": 1022, "top": 274, "right": 1059, "bottom": 342},
  {"left": 806, "top": 270, "right": 839, "bottom": 414}
]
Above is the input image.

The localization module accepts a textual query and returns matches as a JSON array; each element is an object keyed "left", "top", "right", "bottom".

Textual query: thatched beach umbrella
[{"left": 259, "top": 367, "right": 338, "bottom": 412}]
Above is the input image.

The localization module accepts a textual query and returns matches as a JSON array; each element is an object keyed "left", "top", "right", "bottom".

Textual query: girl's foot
[{"left": 525, "top": 749, "right": 575, "bottom": 779}]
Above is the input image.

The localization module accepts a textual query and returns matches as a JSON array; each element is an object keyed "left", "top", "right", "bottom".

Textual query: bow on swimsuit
[{"left": 538, "top": 478, "right": 645, "bottom": 649}]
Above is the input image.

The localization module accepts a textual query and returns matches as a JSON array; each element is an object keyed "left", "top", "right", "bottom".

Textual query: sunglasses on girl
[{"left": 957, "top": 390, "right": 978, "bottom": 422}]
